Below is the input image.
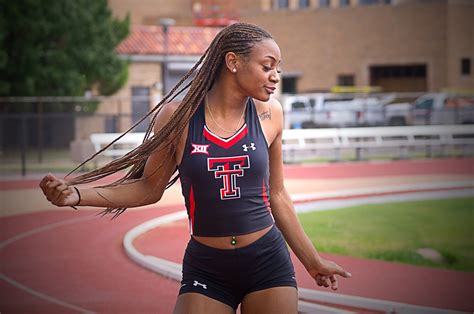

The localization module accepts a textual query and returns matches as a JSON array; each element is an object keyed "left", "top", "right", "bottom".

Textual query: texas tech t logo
[{"left": 207, "top": 155, "right": 250, "bottom": 200}]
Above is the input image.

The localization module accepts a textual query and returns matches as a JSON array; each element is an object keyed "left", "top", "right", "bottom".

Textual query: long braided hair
[{"left": 66, "top": 22, "right": 273, "bottom": 217}]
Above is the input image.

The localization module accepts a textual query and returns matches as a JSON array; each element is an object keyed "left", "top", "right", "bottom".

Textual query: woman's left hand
[{"left": 308, "top": 259, "right": 352, "bottom": 290}]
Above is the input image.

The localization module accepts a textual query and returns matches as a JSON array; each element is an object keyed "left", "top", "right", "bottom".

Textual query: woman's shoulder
[
  {"left": 153, "top": 101, "right": 182, "bottom": 132},
  {"left": 253, "top": 98, "right": 284, "bottom": 144},
  {"left": 162, "top": 100, "right": 182, "bottom": 116},
  {"left": 253, "top": 97, "right": 283, "bottom": 121}
]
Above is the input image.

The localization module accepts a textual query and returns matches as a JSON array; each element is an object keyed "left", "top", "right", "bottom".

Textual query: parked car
[
  {"left": 280, "top": 93, "right": 328, "bottom": 129},
  {"left": 384, "top": 93, "right": 474, "bottom": 126},
  {"left": 384, "top": 103, "right": 413, "bottom": 126},
  {"left": 412, "top": 93, "right": 474, "bottom": 125},
  {"left": 350, "top": 93, "right": 397, "bottom": 127},
  {"left": 281, "top": 93, "right": 396, "bottom": 128}
]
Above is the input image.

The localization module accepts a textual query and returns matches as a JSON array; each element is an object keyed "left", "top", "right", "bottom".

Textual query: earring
[{"left": 232, "top": 68, "right": 237, "bottom": 73}]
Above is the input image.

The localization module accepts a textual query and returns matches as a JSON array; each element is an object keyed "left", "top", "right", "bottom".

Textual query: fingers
[
  {"left": 44, "top": 180, "right": 61, "bottom": 200},
  {"left": 52, "top": 183, "right": 69, "bottom": 202},
  {"left": 336, "top": 267, "right": 352, "bottom": 278},
  {"left": 312, "top": 260, "right": 352, "bottom": 291},
  {"left": 329, "top": 275, "right": 338, "bottom": 290},
  {"left": 330, "top": 260, "right": 352, "bottom": 279},
  {"left": 39, "top": 173, "right": 56, "bottom": 190},
  {"left": 40, "top": 174, "right": 59, "bottom": 194},
  {"left": 315, "top": 274, "right": 340, "bottom": 290},
  {"left": 315, "top": 275, "right": 330, "bottom": 288},
  {"left": 39, "top": 174, "right": 70, "bottom": 206},
  {"left": 39, "top": 174, "right": 50, "bottom": 192}
]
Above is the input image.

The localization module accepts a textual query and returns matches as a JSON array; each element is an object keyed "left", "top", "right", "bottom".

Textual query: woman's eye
[{"left": 263, "top": 65, "right": 272, "bottom": 71}]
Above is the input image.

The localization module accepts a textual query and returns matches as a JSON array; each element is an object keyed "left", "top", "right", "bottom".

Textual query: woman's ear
[{"left": 225, "top": 52, "right": 239, "bottom": 73}]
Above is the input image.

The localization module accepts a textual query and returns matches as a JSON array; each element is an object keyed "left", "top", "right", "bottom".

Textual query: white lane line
[
  {"left": 123, "top": 211, "right": 186, "bottom": 282},
  {"left": 124, "top": 189, "right": 471, "bottom": 314},
  {"left": 1, "top": 214, "right": 97, "bottom": 250},
  {"left": 298, "top": 300, "right": 356, "bottom": 314},
  {"left": 123, "top": 211, "right": 356, "bottom": 314},
  {"left": 294, "top": 188, "right": 474, "bottom": 213},
  {"left": 298, "top": 288, "right": 466, "bottom": 314},
  {"left": 1, "top": 214, "right": 98, "bottom": 313},
  {"left": 291, "top": 180, "right": 474, "bottom": 202},
  {"left": 0, "top": 273, "right": 96, "bottom": 314}
]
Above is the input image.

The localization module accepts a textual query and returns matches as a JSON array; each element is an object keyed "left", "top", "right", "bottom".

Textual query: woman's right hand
[{"left": 39, "top": 173, "right": 79, "bottom": 208}]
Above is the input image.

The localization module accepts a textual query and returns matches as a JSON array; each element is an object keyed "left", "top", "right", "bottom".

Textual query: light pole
[{"left": 160, "top": 18, "right": 176, "bottom": 98}]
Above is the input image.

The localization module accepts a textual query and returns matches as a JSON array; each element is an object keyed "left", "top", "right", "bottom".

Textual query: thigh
[
  {"left": 240, "top": 287, "right": 298, "bottom": 314},
  {"left": 174, "top": 293, "right": 235, "bottom": 314}
]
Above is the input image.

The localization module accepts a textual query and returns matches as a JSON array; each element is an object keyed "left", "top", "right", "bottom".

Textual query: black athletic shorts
[{"left": 178, "top": 224, "right": 297, "bottom": 310}]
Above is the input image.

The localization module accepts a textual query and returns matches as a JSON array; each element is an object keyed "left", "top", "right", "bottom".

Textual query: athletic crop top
[{"left": 178, "top": 97, "right": 274, "bottom": 236}]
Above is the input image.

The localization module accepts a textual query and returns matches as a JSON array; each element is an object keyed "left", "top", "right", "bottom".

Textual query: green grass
[{"left": 298, "top": 198, "right": 474, "bottom": 271}]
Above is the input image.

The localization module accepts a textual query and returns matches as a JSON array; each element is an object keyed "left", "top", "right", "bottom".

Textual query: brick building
[
  {"left": 78, "top": 0, "right": 472, "bottom": 137},
  {"left": 110, "top": 0, "right": 472, "bottom": 93}
]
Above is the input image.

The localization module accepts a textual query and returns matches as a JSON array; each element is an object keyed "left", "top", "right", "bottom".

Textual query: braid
[{"left": 66, "top": 22, "right": 273, "bottom": 217}]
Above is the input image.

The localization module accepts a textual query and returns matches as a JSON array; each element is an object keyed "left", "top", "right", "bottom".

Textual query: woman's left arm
[{"left": 266, "top": 99, "right": 351, "bottom": 290}]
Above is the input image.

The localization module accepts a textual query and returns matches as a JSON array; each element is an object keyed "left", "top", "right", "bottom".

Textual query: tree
[{"left": 0, "top": 0, "right": 130, "bottom": 112}]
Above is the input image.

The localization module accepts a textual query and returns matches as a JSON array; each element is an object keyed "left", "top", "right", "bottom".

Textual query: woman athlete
[{"left": 40, "top": 22, "right": 351, "bottom": 313}]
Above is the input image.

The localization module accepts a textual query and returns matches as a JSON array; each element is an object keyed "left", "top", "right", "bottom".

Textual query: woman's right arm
[{"left": 39, "top": 102, "right": 181, "bottom": 209}]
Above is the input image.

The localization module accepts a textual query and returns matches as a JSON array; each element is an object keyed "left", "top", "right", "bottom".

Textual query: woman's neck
[{"left": 207, "top": 81, "right": 248, "bottom": 118}]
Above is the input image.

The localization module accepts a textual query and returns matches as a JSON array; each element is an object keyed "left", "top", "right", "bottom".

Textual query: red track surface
[
  {"left": 1, "top": 207, "right": 183, "bottom": 313},
  {"left": 2, "top": 157, "right": 473, "bottom": 190},
  {"left": 1, "top": 158, "right": 473, "bottom": 313},
  {"left": 282, "top": 158, "right": 474, "bottom": 179},
  {"left": 137, "top": 219, "right": 474, "bottom": 312}
]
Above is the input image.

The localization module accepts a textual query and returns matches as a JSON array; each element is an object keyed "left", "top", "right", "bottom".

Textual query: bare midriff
[{"left": 192, "top": 225, "right": 273, "bottom": 249}]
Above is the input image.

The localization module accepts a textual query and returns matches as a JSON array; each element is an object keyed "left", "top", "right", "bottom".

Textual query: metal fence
[{"left": 0, "top": 95, "right": 156, "bottom": 176}]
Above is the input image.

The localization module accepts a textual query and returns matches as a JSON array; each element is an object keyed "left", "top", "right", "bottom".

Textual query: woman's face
[{"left": 235, "top": 39, "right": 282, "bottom": 102}]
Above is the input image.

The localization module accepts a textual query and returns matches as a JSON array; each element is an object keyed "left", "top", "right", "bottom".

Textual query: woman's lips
[{"left": 265, "top": 86, "right": 275, "bottom": 94}]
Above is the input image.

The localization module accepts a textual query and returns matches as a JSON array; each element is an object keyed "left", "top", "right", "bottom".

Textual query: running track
[{"left": 1, "top": 158, "right": 473, "bottom": 313}]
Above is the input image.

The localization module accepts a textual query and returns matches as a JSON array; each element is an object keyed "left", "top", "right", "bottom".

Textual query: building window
[
  {"left": 131, "top": 87, "right": 151, "bottom": 132},
  {"left": 319, "top": 0, "right": 330, "bottom": 7},
  {"left": 282, "top": 76, "right": 298, "bottom": 94},
  {"left": 370, "top": 64, "right": 427, "bottom": 92},
  {"left": 338, "top": 74, "right": 355, "bottom": 86},
  {"left": 340, "top": 0, "right": 350, "bottom": 6},
  {"left": 105, "top": 116, "right": 118, "bottom": 133},
  {"left": 299, "top": 0, "right": 310, "bottom": 8},
  {"left": 274, "top": 0, "right": 289, "bottom": 9},
  {"left": 371, "top": 65, "right": 426, "bottom": 78},
  {"left": 461, "top": 58, "right": 471, "bottom": 76}
]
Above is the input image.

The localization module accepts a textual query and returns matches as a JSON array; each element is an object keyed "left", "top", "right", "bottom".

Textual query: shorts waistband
[{"left": 188, "top": 224, "right": 277, "bottom": 254}]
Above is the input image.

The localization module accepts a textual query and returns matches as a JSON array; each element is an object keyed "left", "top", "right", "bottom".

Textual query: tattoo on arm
[{"left": 258, "top": 108, "right": 272, "bottom": 121}]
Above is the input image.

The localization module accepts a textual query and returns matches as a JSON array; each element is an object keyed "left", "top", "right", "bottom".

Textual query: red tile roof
[{"left": 115, "top": 25, "right": 222, "bottom": 56}]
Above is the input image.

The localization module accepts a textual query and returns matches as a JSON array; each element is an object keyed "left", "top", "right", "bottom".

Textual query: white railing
[
  {"left": 90, "top": 125, "right": 474, "bottom": 162},
  {"left": 282, "top": 125, "right": 474, "bottom": 162},
  {"left": 90, "top": 132, "right": 147, "bottom": 158}
]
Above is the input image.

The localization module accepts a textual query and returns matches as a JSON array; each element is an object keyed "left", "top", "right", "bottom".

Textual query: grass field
[{"left": 298, "top": 197, "right": 474, "bottom": 271}]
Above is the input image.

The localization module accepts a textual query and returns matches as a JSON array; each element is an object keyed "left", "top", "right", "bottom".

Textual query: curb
[{"left": 123, "top": 186, "right": 471, "bottom": 314}]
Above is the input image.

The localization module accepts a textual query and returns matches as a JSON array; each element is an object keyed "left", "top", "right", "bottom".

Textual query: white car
[
  {"left": 384, "top": 93, "right": 474, "bottom": 126},
  {"left": 281, "top": 93, "right": 396, "bottom": 128}
]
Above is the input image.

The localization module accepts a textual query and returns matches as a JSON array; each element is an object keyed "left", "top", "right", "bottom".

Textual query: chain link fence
[{"left": 0, "top": 95, "right": 157, "bottom": 176}]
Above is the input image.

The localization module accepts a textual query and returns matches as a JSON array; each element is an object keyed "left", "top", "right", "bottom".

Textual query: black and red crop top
[{"left": 178, "top": 97, "right": 274, "bottom": 236}]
